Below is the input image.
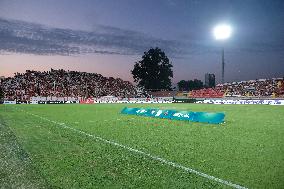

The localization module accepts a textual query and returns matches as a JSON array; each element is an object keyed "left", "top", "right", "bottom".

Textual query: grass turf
[
  {"left": 0, "top": 114, "right": 48, "bottom": 188},
  {"left": 0, "top": 103, "right": 283, "bottom": 188}
]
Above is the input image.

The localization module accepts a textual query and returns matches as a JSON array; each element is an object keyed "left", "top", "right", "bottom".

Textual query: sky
[{"left": 0, "top": 0, "right": 283, "bottom": 84}]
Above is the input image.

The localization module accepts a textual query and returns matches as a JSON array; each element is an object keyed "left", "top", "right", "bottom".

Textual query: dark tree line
[{"left": 177, "top": 79, "right": 203, "bottom": 91}]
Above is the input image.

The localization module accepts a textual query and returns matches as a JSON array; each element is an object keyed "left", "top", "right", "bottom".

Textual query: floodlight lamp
[{"left": 213, "top": 24, "right": 232, "bottom": 40}]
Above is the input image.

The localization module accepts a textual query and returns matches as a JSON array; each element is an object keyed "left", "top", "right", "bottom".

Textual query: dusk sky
[{"left": 0, "top": 0, "right": 283, "bottom": 84}]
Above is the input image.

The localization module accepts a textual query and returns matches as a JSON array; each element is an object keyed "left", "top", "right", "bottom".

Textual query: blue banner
[{"left": 121, "top": 107, "right": 225, "bottom": 124}]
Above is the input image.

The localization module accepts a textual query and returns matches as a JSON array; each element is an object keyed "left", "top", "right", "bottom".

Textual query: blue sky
[{"left": 0, "top": 0, "right": 283, "bottom": 84}]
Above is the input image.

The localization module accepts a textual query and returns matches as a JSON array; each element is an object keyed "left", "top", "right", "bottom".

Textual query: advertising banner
[
  {"left": 80, "top": 98, "right": 94, "bottom": 104},
  {"left": 201, "top": 99, "right": 284, "bottom": 105},
  {"left": 3, "top": 101, "right": 17, "bottom": 104},
  {"left": 121, "top": 107, "right": 225, "bottom": 124}
]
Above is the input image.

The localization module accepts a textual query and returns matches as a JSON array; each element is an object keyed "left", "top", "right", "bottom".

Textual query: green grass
[
  {"left": 0, "top": 103, "right": 284, "bottom": 188},
  {"left": 0, "top": 114, "right": 48, "bottom": 188}
]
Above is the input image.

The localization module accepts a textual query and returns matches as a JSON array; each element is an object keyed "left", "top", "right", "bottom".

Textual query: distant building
[{"left": 205, "top": 73, "right": 215, "bottom": 88}]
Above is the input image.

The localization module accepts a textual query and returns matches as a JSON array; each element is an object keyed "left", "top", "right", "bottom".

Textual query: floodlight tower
[{"left": 213, "top": 24, "right": 232, "bottom": 83}]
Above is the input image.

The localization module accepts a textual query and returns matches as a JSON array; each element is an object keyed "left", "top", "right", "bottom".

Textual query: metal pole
[{"left": 222, "top": 47, "right": 225, "bottom": 83}]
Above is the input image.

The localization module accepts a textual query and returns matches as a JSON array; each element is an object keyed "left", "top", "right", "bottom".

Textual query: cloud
[
  {"left": 0, "top": 18, "right": 185, "bottom": 57},
  {"left": 0, "top": 18, "right": 283, "bottom": 58}
]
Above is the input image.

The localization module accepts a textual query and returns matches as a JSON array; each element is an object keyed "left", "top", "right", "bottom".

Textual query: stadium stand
[
  {"left": 1, "top": 69, "right": 139, "bottom": 100},
  {"left": 217, "top": 78, "right": 284, "bottom": 97},
  {"left": 188, "top": 78, "right": 284, "bottom": 98},
  {"left": 189, "top": 88, "right": 224, "bottom": 98},
  {"left": 2, "top": 69, "right": 283, "bottom": 102},
  {"left": 148, "top": 91, "right": 176, "bottom": 97}
]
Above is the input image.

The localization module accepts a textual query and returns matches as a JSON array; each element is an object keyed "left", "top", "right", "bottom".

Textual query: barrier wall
[
  {"left": 2, "top": 100, "right": 79, "bottom": 104},
  {"left": 80, "top": 97, "right": 174, "bottom": 104},
  {"left": 197, "top": 99, "right": 284, "bottom": 105},
  {"left": 2, "top": 99, "right": 172, "bottom": 104},
  {"left": 3, "top": 99, "right": 283, "bottom": 105}
]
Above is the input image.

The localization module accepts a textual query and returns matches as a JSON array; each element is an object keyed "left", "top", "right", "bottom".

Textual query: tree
[
  {"left": 177, "top": 80, "right": 187, "bottom": 91},
  {"left": 177, "top": 79, "right": 204, "bottom": 91},
  {"left": 192, "top": 79, "right": 203, "bottom": 90},
  {"left": 131, "top": 47, "right": 173, "bottom": 90}
]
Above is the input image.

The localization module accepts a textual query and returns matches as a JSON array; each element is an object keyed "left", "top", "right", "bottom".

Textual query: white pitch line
[{"left": 17, "top": 108, "right": 248, "bottom": 189}]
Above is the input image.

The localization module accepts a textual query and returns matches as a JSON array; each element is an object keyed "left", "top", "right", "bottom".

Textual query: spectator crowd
[
  {"left": 1, "top": 69, "right": 140, "bottom": 101},
  {"left": 188, "top": 78, "right": 284, "bottom": 98},
  {"left": 1, "top": 69, "right": 283, "bottom": 101},
  {"left": 189, "top": 88, "right": 224, "bottom": 98},
  {"left": 217, "top": 78, "right": 284, "bottom": 97}
]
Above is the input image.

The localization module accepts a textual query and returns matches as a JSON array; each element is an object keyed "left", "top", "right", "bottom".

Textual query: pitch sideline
[{"left": 15, "top": 107, "right": 248, "bottom": 189}]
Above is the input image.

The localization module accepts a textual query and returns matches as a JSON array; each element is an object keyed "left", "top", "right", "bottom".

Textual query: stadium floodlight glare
[
  {"left": 213, "top": 24, "right": 232, "bottom": 40},
  {"left": 213, "top": 24, "right": 232, "bottom": 84}
]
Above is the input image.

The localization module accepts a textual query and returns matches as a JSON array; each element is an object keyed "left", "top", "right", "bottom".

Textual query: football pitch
[{"left": 0, "top": 104, "right": 283, "bottom": 188}]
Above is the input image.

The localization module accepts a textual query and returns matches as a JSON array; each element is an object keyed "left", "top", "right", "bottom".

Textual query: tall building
[{"left": 205, "top": 73, "right": 215, "bottom": 88}]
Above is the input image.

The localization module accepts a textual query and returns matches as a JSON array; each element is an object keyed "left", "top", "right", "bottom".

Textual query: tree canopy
[
  {"left": 131, "top": 47, "right": 173, "bottom": 90},
  {"left": 177, "top": 79, "right": 203, "bottom": 91}
]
